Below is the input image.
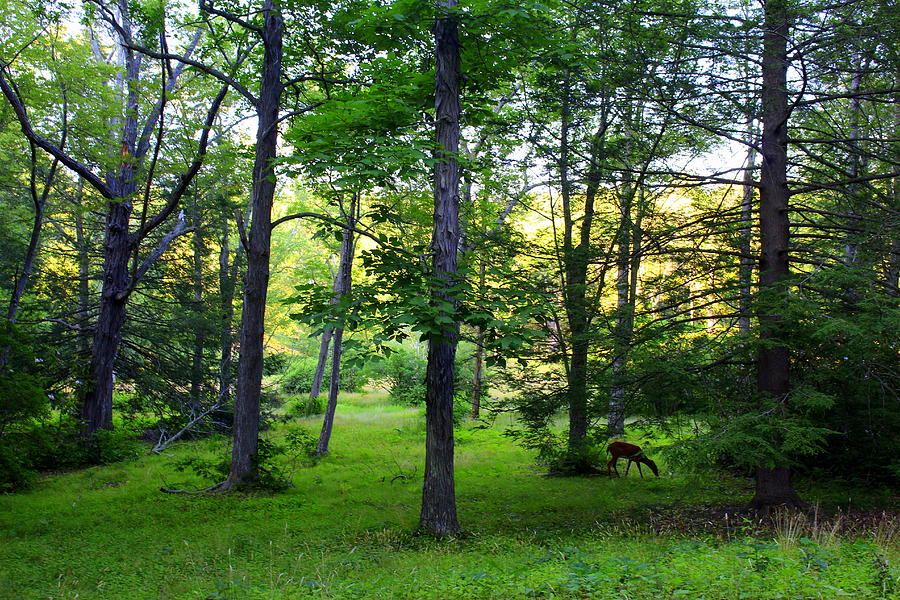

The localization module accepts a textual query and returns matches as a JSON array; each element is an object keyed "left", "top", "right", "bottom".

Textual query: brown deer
[{"left": 606, "top": 441, "right": 659, "bottom": 478}]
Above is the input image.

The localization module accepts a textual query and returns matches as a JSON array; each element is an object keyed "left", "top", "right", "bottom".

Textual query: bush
[
  {"left": 284, "top": 395, "right": 325, "bottom": 418},
  {"left": 0, "top": 418, "right": 143, "bottom": 491},
  {"left": 279, "top": 356, "right": 364, "bottom": 396},
  {"left": 372, "top": 346, "right": 477, "bottom": 413},
  {"left": 381, "top": 349, "right": 427, "bottom": 405},
  {"left": 0, "top": 443, "right": 36, "bottom": 492}
]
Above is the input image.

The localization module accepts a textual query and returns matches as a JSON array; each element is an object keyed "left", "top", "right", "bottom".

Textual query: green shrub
[
  {"left": 0, "top": 443, "right": 36, "bottom": 492},
  {"left": 284, "top": 395, "right": 325, "bottom": 418},
  {"left": 0, "top": 418, "right": 143, "bottom": 491},
  {"left": 382, "top": 349, "right": 427, "bottom": 405},
  {"left": 279, "top": 356, "right": 364, "bottom": 396}
]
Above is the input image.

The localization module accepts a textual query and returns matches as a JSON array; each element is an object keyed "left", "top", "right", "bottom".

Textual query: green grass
[{"left": 1, "top": 392, "right": 898, "bottom": 599}]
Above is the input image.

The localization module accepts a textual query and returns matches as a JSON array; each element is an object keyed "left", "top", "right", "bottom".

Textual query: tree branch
[
  {"left": 272, "top": 211, "right": 420, "bottom": 258},
  {"left": 199, "top": 0, "right": 263, "bottom": 34},
  {"left": 132, "top": 84, "right": 230, "bottom": 243},
  {"left": 0, "top": 68, "right": 113, "bottom": 198},
  {"left": 125, "top": 44, "right": 258, "bottom": 106},
  {"left": 129, "top": 214, "right": 192, "bottom": 290}
]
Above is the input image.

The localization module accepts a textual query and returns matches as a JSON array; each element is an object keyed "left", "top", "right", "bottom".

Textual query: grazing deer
[{"left": 606, "top": 441, "right": 659, "bottom": 478}]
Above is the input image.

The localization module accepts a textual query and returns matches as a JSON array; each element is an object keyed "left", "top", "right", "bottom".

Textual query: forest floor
[{"left": 1, "top": 390, "right": 898, "bottom": 599}]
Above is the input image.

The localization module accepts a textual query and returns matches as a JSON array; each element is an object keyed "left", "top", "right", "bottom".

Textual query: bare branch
[{"left": 152, "top": 401, "right": 224, "bottom": 453}]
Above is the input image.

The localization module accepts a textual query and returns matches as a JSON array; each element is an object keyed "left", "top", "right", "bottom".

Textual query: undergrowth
[{"left": 0, "top": 391, "right": 897, "bottom": 599}]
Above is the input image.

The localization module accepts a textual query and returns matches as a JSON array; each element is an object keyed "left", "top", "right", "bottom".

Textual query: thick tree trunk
[
  {"left": 563, "top": 114, "right": 603, "bottom": 467},
  {"left": 317, "top": 198, "right": 356, "bottom": 455},
  {"left": 81, "top": 12, "right": 142, "bottom": 436},
  {"left": 83, "top": 200, "right": 133, "bottom": 435},
  {"left": 420, "top": 0, "right": 461, "bottom": 536},
  {"left": 225, "top": 0, "right": 283, "bottom": 489},
  {"left": 751, "top": 0, "right": 802, "bottom": 509},
  {"left": 556, "top": 70, "right": 590, "bottom": 460},
  {"left": 749, "top": 466, "right": 803, "bottom": 510}
]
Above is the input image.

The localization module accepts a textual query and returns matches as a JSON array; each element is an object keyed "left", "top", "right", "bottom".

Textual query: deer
[{"left": 606, "top": 441, "right": 659, "bottom": 478}]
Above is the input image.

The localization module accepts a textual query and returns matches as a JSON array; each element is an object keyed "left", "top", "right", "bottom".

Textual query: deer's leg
[
  {"left": 608, "top": 457, "right": 619, "bottom": 476},
  {"left": 624, "top": 459, "right": 632, "bottom": 476},
  {"left": 636, "top": 461, "right": 644, "bottom": 478}
]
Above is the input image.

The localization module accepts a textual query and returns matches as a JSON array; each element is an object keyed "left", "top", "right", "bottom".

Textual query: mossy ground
[{"left": 1, "top": 391, "right": 897, "bottom": 599}]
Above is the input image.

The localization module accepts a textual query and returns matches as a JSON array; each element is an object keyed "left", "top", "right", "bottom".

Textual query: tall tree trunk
[
  {"left": 556, "top": 70, "right": 589, "bottom": 460},
  {"left": 190, "top": 201, "right": 206, "bottom": 416},
  {"left": 317, "top": 196, "right": 357, "bottom": 455},
  {"left": 218, "top": 208, "right": 243, "bottom": 408},
  {"left": 74, "top": 180, "right": 92, "bottom": 359},
  {"left": 739, "top": 128, "right": 757, "bottom": 335},
  {"left": 563, "top": 111, "right": 604, "bottom": 467},
  {"left": 608, "top": 181, "right": 635, "bottom": 439},
  {"left": 888, "top": 75, "right": 900, "bottom": 295},
  {"left": 844, "top": 61, "right": 867, "bottom": 269},
  {"left": 81, "top": 19, "right": 143, "bottom": 436},
  {"left": 225, "top": 0, "right": 283, "bottom": 489},
  {"left": 470, "top": 259, "right": 486, "bottom": 419},
  {"left": 751, "top": 0, "right": 802, "bottom": 509},
  {"left": 420, "top": 0, "right": 461, "bottom": 536},
  {"left": 83, "top": 200, "right": 133, "bottom": 434}
]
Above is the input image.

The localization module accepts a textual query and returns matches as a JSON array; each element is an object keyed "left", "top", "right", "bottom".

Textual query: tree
[
  {"left": 0, "top": 0, "right": 229, "bottom": 436},
  {"left": 420, "top": 0, "right": 462, "bottom": 536}
]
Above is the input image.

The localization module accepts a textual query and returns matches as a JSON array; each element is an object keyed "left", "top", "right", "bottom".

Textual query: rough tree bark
[
  {"left": 750, "top": 0, "right": 803, "bottom": 509},
  {"left": 224, "top": 0, "right": 283, "bottom": 489},
  {"left": 316, "top": 195, "right": 357, "bottom": 455},
  {"left": 556, "top": 70, "right": 589, "bottom": 462},
  {"left": 420, "top": 0, "right": 461, "bottom": 536}
]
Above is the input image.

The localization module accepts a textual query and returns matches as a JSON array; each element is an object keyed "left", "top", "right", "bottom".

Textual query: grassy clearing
[{"left": 1, "top": 392, "right": 898, "bottom": 599}]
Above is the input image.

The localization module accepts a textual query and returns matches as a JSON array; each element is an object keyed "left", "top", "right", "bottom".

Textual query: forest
[{"left": 0, "top": 0, "right": 898, "bottom": 597}]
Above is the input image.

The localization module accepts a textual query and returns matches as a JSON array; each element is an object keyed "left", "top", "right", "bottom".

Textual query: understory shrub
[
  {"left": 284, "top": 395, "right": 325, "bottom": 418},
  {"left": 279, "top": 356, "right": 364, "bottom": 396},
  {"left": 170, "top": 427, "right": 319, "bottom": 491},
  {"left": 0, "top": 418, "right": 142, "bottom": 491},
  {"left": 374, "top": 346, "right": 476, "bottom": 411}
]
